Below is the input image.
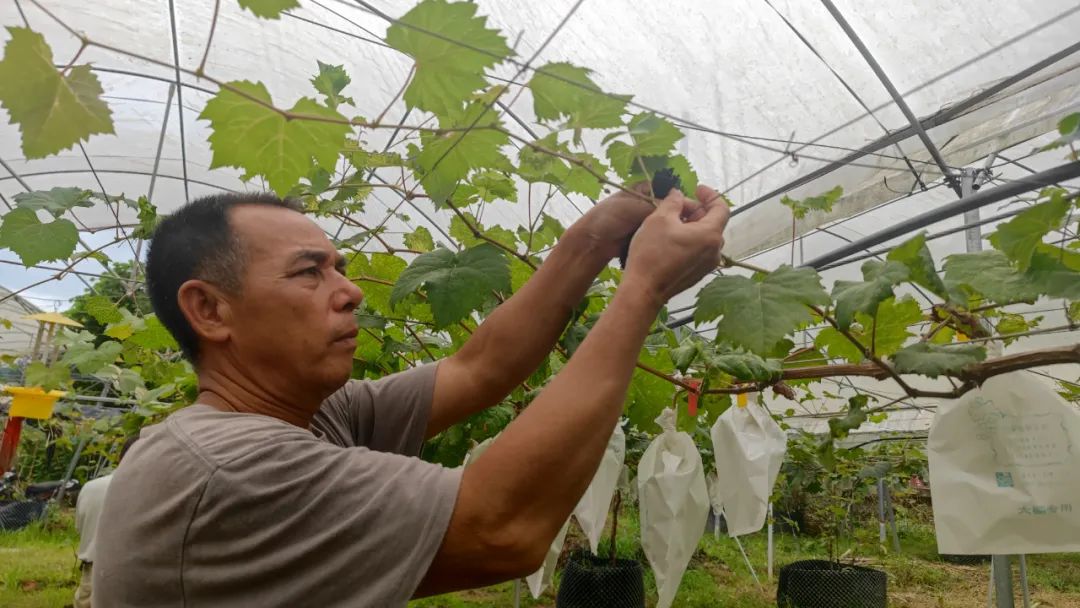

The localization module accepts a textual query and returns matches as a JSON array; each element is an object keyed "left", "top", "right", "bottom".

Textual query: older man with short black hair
[{"left": 93, "top": 183, "right": 729, "bottom": 607}]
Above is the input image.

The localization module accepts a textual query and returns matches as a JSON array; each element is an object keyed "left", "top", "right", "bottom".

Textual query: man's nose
[{"left": 335, "top": 276, "right": 364, "bottom": 312}]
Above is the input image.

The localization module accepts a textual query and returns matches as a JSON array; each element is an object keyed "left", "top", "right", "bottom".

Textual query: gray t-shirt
[{"left": 93, "top": 363, "right": 462, "bottom": 607}]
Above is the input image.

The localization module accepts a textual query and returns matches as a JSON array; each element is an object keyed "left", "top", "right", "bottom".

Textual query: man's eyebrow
[
  {"left": 288, "top": 249, "right": 330, "bottom": 266},
  {"left": 334, "top": 254, "right": 347, "bottom": 272}
]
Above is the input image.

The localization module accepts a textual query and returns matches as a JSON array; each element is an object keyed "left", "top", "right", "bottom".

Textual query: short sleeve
[
  {"left": 184, "top": 437, "right": 462, "bottom": 607},
  {"left": 313, "top": 362, "right": 439, "bottom": 454}
]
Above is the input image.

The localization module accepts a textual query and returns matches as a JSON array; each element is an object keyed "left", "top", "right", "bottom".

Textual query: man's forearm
[{"left": 429, "top": 228, "right": 611, "bottom": 433}]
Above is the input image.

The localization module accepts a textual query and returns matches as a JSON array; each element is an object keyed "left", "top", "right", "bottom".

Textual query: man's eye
[{"left": 299, "top": 267, "right": 320, "bottom": 276}]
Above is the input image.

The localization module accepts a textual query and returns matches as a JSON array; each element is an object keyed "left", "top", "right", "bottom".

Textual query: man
[
  {"left": 74, "top": 435, "right": 137, "bottom": 608},
  {"left": 93, "top": 182, "right": 729, "bottom": 606}
]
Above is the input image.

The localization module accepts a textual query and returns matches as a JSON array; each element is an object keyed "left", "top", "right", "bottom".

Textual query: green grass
[
  {"left": 0, "top": 509, "right": 80, "bottom": 608},
  {"left": 3, "top": 506, "right": 1078, "bottom": 608}
]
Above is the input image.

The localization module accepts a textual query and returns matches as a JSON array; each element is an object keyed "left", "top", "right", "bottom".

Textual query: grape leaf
[
  {"left": 704, "top": 349, "right": 782, "bottom": 383},
  {"left": 13, "top": 187, "right": 93, "bottom": 219},
  {"left": 665, "top": 155, "right": 699, "bottom": 197},
  {"left": 528, "top": 62, "right": 629, "bottom": 131},
  {"left": 404, "top": 226, "right": 435, "bottom": 252},
  {"left": 61, "top": 339, "right": 123, "bottom": 374},
  {"left": 133, "top": 196, "right": 160, "bottom": 239},
  {"left": 781, "top": 186, "right": 843, "bottom": 220},
  {"left": 128, "top": 316, "right": 179, "bottom": 351},
  {"left": 828, "top": 395, "right": 869, "bottom": 439},
  {"left": 390, "top": 245, "right": 510, "bottom": 328},
  {"left": 695, "top": 265, "right": 830, "bottom": 355},
  {"left": 449, "top": 212, "right": 517, "bottom": 250},
  {"left": 24, "top": 361, "right": 70, "bottom": 391},
  {"left": 82, "top": 295, "right": 124, "bottom": 324},
  {"left": 625, "top": 349, "right": 677, "bottom": 434},
  {"left": 417, "top": 100, "right": 510, "bottom": 203},
  {"left": 864, "top": 296, "right": 922, "bottom": 356},
  {"left": 518, "top": 133, "right": 605, "bottom": 199},
  {"left": 0, "top": 208, "right": 78, "bottom": 266},
  {"left": 0, "top": 28, "right": 114, "bottom": 158},
  {"left": 470, "top": 169, "right": 517, "bottom": 202},
  {"left": 814, "top": 327, "right": 864, "bottom": 364},
  {"left": 347, "top": 253, "right": 408, "bottom": 316},
  {"left": 886, "top": 232, "right": 947, "bottom": 297},
  {"left": 1026, "top": 250, "right": 1080, "bottom": 300},
  {"left": 310, "top": 61, "right": 354, "bottom": 109},
  {"left": 200, "top": 80, "right": 350, "bottom": 195},
  {"left": 386, "top": 0, "right": 512, "bottom": 118},
  {"left": 890, "top": 342, "right": 986, "bottom": 378},
  {"left": 943, "top": 250, "right": 1040, "bottom": 305},
  {"left": 605, "top": 113, "right": 683, "bottom": 178},
  {"left": 238, "top": 0, "right": 297, "bottom": 18},
  {"left": 831, "top": 260, "right": 909, "bottom": 330},
  {"left": 988, "top": 193, "right": 1071, "bottom": 271},
  {"left": 1040, "top": 112, "right": 1080, "bottom": 158},
  {"left": 518, "top": 213, "right": 564, "bottom": 252}
]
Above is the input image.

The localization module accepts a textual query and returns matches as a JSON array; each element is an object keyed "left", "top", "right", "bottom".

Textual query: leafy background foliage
[{"left": 0, "top": 1, "right": 1077, "bottom": 472}]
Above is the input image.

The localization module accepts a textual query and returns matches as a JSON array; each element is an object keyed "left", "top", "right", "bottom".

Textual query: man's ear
[{"left": 177, "top": 279, "right": 234, "bottom": 347}]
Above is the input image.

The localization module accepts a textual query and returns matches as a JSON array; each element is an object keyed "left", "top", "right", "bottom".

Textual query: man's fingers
[
  {"left": 656, "top": 189, "right": 689, "bottom": 216},
  {"left": 693, "top": 184, "right": 731, "bottom": 232}
]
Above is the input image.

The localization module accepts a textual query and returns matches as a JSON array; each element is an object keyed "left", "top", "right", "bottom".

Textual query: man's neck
[{"left": 195, "top": 359, "right": 319, "bottom": 428}]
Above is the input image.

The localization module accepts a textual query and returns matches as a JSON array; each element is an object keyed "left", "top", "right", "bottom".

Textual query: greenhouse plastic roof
[{"left": 1, "top": 1, "right": 1078, "bottom": 417}]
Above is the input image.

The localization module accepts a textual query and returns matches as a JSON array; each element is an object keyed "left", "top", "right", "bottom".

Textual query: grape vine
[{"left": 0, "top": 0, "right": 1077, "bottom": 464}]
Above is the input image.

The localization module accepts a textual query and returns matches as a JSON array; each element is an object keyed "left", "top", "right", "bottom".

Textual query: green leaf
[
  {"left": 347, "top": 253, "right": 408, "bottom": 317},
  {"left": 814, "top": 327, "right": 864, "bottom": 364},
  {"left": 81, "top": 295, "right": 124, "bottom": 324},
  {"left": 670, "top": 342, "right": 699, "bottom": 373},
  {"left": 528, "top": 62, "right": 629, "bottom": 131},
  {"left": 605, "top": 113, "right": 683, "bottom": 178},
  {"left": 386, "top": 0, "right": 512, "bottom": 118},
  {"left": 695, "top": 265, "right": 831, "bottom": 355},
  {"left": 24, "top": 360, "right": 70, "bottom": 390},
  {"left": 0, "top": 208, "right": 78, "bottom": 266},
  {"left": 780, "top": 186, "right": 843, "bottom": 220},
  {"left": 132, "top": 196, "right": 160, "bottom": 239},
  {"left": 865, "top": 296, "right": 922, "bottom": 357},
  {"left": 200, "top": 80, "right": 350, "bottom": 195},
  {"left": 0, "top": 28, "right": 114, "bottom": 158},
  {"left": 890, "top": 342, "right": 986, "bottom": 378},
  {"left": 1026, "top": 250, "right": 1080, "bottom": 300},
  {"left": 518, "top": 213, "right": 564, "bottom": 252},
  {"left": 60, "top": 339, "right": 123, "bottom": 374},
  {"left": 12, "top": 187, "right": 93, "bottom": 219},
  {"left": 886, "top": 232, "right": 947, "bottom": 297},
  {"left": 237, "top": 0, "right": 298, "bottom": 18},
  {"left": 390, "top": 244, "right": 510, "bottom": 328},
  {"left": 517, "top": 133, "right": 605, "bottom": 199},
  {"left": 416, "top": 100, "right": 510, "bottom": 203},
  {"left": 404, "top": 226, "right": 435, "bottom": 252},
  {"left": 471, "top": 169, "right": 517, "bottom": 202},
  {"left": 831, "top": 260, "right": 909, "bottom": 330},
  {"left": 828, "top": 395, "right": 869, "bottom": 439},
  {"left": 310, "top": 61, "right": 354, "bottom": 109},
  {"left": 128, "top": 316, "right": 179, "bottom": 351},
  {"left": 1040, "top": 113, "right": 1080, "bottom": 157},
  {"left": 988, "top": 194, "right": 1071, "bottom": 271},
  {"left": 625, "top": 349, "right": 676, "bottom": 434},
  {"left": 704, "top": 349, "right": 782, "bottom": 383},
  {"left": 944, "top": 250, "right": 1040, "bottom": 305},
  {"left": 509, "top": 256, "right": 535, "bottom": 292},
  {"left": 995, "top": 312, "right": 1040, "bottom": 345},
  {"left": 665, "top": 155, "right": 699, "bottom": 197}
]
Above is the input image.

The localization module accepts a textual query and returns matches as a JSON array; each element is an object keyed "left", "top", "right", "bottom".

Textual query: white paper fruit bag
[
  {"left": 525, "top": 518, "right": 570, "bottom": 598},
  {"left": 929, "top": 372, "right": 1080, "bottom": 554},
  {"left": 638, "top": 408, "right": 710, "bottom": 608},
  {"left": 573, "top": 422, "right": 626, "bottom": 553},
  {"left": 711, "top": 395, "right": 787, "bottom": 536}
]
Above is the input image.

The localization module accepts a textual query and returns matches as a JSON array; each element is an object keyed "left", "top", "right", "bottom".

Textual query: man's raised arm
[{"left": 417, "top": 185, "right": 730, "bottom": 595}]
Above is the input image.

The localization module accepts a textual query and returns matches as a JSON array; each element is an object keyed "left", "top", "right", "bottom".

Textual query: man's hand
[
  {"left": 622, "top": 184, "right": 730, "bottom": 304},
  {"left": 570, "top": 182, "right": 699, "bottom": 262}
]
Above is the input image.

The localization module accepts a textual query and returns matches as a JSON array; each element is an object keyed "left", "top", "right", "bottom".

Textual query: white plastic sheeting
[
  {"left": 2, "top": 1, "right": 1080, "bottom": 306},
  {"left": 929, "top": 372, "right": 1080, "bottom": 555},
  {"left": 710, "top": 396, "right": 787, "bottom": 537},
  {"left": 637, "top": 408, "right": 709, "bottom": 608}
]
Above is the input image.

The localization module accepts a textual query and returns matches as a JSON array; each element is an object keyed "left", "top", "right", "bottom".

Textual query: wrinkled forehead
[{"left": 229, "top": 205, "right": 334, "bottom": 266}]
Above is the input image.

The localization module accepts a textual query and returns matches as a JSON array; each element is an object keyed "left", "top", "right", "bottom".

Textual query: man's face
[{"left": 223, "top": 205, "right": 363, "bottom": 398}]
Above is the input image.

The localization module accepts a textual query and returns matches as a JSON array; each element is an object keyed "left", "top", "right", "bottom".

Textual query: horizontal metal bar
[
  {"left": 730, "top": 38, "right": 1080, "bottom": 218},
  {"left": 804, "top": 161, "right": 1080, "bottom": 269}
]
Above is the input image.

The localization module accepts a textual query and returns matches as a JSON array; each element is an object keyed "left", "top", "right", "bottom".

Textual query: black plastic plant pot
[
  {"left": 777, "top": 559, "right": 887, "bottom": 608},
  {"left": 556, "top": 551, "right": 645, "bottom": 608},
  {"left": 940, "top": 553, "right": 991, "bottom": 565}
]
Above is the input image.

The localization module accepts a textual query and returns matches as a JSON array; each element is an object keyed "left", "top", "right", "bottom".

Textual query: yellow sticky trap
[
  {"left": 737, "top": 393, "right": 748, "bottom": 408},
  {"left": 4, "top": 386, "right": 65, "bottom": 419}
]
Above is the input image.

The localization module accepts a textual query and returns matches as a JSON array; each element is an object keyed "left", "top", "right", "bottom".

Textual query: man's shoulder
[{"left": 162, "top": 404, "right": 319, "bottom": 469}]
